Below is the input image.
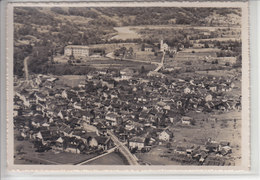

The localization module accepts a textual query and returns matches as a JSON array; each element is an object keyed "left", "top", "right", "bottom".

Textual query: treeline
[
  {"left": 95, "top": 7, "right": 240, "bottom": 26},
  {"left": 42, "top": 64, "right": 95, "bottom": 76}
]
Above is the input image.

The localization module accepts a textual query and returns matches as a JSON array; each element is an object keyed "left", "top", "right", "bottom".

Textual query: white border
[{"left": 5, "top": 1, "right": 250, "bottom": 173}]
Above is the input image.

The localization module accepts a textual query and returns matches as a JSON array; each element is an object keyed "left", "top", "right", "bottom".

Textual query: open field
[
  {"left": 173, "top": 49, "right": 218, "bottom": 61},
  {"left": 181, "top": 48, "right": 221, "bottom": 53},
  {"left": 169, "top": 110, "right": 241, "bottom": 165},
  {"left": 136, "top": 146, "right": 181, "bottom": 165},
  {"left": 135, "top": 51, "right": 162, "bottom": 63},
  {"left": 84, "top": 152, "right": 128, "bottom": 165},
  {"left": 194, "top": 37, "right": 240, "bottom": 42},
  {"left": 87, "top": 59, "right": 156, "bottom": 71},
  {"left": 111, "top": 27, "right": 141, "bottom": 40},
  {"left": 56, "top": 75, "right": 86, "bottom": 87}
]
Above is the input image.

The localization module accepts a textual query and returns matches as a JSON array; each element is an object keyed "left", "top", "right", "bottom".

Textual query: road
[
  {"left": 154, "top": 51, "right": 165, "bottom": 72},
  {"left": 107, "top": 130, "right": 139, "bottom": 165},
  {"left": 24, "top": 56, "right": 29, "bottom": 81}
]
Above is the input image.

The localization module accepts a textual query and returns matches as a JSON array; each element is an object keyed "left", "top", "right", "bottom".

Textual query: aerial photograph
[{"left": 13, "top": 7, "right": 242, "bottom": 166}]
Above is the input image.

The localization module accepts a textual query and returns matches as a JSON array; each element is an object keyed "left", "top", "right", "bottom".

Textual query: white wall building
[{"left": 64, "top": 45, "right": 90, "bottom": 58}]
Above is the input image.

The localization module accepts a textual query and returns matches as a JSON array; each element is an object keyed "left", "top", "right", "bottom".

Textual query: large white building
[{"left": 64, "top": 45, "right": 90, "bottom": 58}]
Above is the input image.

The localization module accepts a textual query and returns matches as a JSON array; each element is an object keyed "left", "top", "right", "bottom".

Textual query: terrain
[{"left": 14, "top": 7, "right": 241, "bottom": 76}]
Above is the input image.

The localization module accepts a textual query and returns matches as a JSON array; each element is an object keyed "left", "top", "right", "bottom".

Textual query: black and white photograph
[{"left": 5, "top": 1, "right": 250, "bottom": 172}]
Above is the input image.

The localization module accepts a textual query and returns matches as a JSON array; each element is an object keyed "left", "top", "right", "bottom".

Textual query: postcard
[{"left": 5, "top": 0, "right": 250, "bottom": 173}]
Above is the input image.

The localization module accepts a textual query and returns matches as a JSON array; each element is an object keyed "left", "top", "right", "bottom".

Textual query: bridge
[{"left": 107, "top": 130, "right": 139, "bottom": 165}]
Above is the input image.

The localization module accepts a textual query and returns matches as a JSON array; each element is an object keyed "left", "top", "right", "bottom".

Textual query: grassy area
[
  {"left": 136, "top": 146, "right": 181, "bottom": 165},
  {"left": 169, "top": 110, "right": 241, "bottom": 165},
  {"left": 56, "top": 75, "right": 86, "bottom": 87},
  {"left": 38, "top": 151, "right": 98, "bottom": 164},
  {"left": 87, "top": 59, "right": 156, "bottom": 71},
  {"left": 84, "top": 152, "right": 128, "bottom": 165},
  {"left": 135, "top": 51, "right": 162, "bottom": 63}
]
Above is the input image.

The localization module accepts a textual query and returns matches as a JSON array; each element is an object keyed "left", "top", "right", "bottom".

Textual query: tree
[
  {"left": 140, "top": 66, "right": 145, "bottom": 74},
  {"left": 129, "top": 47, "right": 134, "bottom": 55},
  {"left": 190, "top": 119, "right": 196, "bottom": 126},
  {"left": 141, "top": 44, "right": 145, "bottom": 51},
  {"left": 225, "top": 62, "right": 230, "bottom": 66}
]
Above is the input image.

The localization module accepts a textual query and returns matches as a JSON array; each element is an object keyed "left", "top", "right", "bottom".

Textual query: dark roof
[
  {"left": 95, "top": 136, "right": 110, "bottom": 145},
  {"left": 129, "top": 136, "right": 145, "bottom": 143}
]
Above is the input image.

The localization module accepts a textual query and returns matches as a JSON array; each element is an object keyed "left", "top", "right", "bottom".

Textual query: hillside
[{"left": 13, "top": 7, "right": 241, "bottom": 76}]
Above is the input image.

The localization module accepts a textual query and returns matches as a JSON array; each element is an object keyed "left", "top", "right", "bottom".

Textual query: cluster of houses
[
  {"left": 170, "top": 139, "right": 232, "bottom": 165},
  {"left": 13, "top": 65, "right": 240, "bottom": 159}
]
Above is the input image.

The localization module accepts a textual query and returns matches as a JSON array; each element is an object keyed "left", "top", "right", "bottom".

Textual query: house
[
  {"left": 193, "top": 43, "right": 204, "bottom": 48},
  {"left": 64, "top": 45, "right": 90, "bottom": 58},
  {"left": 174, "top": 146, "right": 187, "bottom": 155},
  {"left": 105, "top": 112, "right": 119, "bottom": 126},
  {"left": 209, "top": 86, "right": 217, "bottom": 92},
  {"left": 88, "top": 136, "right": 98, "bottom": 147},
  {"left": 158, "top": 129, "right": 173, "bottom": 141},
  {"left": 144, "top": 44, "right": 154, "bottom": 52},
  {"left": 28, "top": 93, "right": 36, "bottom": 105},
  {"left": 160, "top": 40, "right": 169, "bottom": 52},
  {"left": 176, "top": 101, "right": 182, "bottom": 108},
  {"left": 35, "top": 92, "right": 46, "bottom": 102},
  {"left": 73, "top": 102, "right": 82, "bottom": 110},
  {"left": 65, "top": 143, "right": 81, "bottom": 154},
  {"left": 61, "top": 90, "right": 68, "bottom": 99},
  {"left": 80, "top": 132, "right": 99, "bottom": 147},
  {"left": 120, "top": 68, "right": 134, "bottom": 80},
  {"left": 181, "top": 116, "right": 192, "bottom": 125},
  {"left": 205, "top": 94, "right": 213, "bottom": 102},
  {"left": 43, "top": 81, "right": 53, "bottom": 89},
  {"left": 184, "top": 87, "right": 191, "bottom": 94},
  {"left": 129, "top": 136, "right": 146, "bottom": 151},
  {"left": 54, "top": 137, "right": 64, "bottom": 151},
  {"left": 59, "top": 124, "right": 73, "bottom": 136},
  {"left": 95, "top": 136, "right": 113, "bottom": 150},
  {"left": 206, "top": 141, "right": 220, "bottom": 152}
]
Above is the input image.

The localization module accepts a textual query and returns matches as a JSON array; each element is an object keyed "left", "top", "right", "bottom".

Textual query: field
[
  {"left": 111, "top": 27, "right": 141, "bottom": 40},
  {"left": 136, "top": 146, "right": 181, "bottom": 165},
  {"left": 85, "top": 59, "right": 156, "bottom": 71},
  {"left": 173, "top": 48, "right": 219, "bottom": 61},
  {"left": 134, "top": 110, "right": 241, "bottom": 166},
  {"left": 171, "top": 110, "right": 241, "bottom": 165},
  {"left": 56, "top": 75, "right": 86, "bottom": 87},
  {"left": 135, "top": 51, "right": 162, "bottom": 63},
  {"left": 84, "top": 152, "right": 128, "bottom": 165}
]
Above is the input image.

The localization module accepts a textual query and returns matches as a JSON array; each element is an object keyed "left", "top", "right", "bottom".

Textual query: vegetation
[{"left": 13, "top": 7, "right": 241, "bottom": 76}]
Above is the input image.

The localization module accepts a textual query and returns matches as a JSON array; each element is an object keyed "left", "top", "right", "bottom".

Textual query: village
[
  {"left": 13, "top": 38, "right": 241, "bottom": 165},
  {"left": 12, "top": 5, "right": 243, "bottom": 166}
]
